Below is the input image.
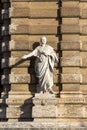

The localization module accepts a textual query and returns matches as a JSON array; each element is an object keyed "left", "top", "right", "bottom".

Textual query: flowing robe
[{"left": 31, "top": 44, "right": 58, "bottom": 93}]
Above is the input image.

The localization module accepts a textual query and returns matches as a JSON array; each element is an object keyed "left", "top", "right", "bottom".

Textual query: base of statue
[{"left": 32, "top": 93, "right": 57, "bottom": 122}]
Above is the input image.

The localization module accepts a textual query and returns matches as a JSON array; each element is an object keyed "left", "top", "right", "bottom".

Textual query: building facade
[{"left": 0, "top": 0, "right": 87, "bottom": 127}]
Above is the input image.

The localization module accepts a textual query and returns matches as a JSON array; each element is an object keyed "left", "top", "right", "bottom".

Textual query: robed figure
[{"left": 22, "top": 36, "right": 58, "bottom": 94}]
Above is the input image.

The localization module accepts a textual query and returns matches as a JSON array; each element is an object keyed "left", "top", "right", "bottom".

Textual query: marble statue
[{"left": 22, "top": 36, "right": 58, "bottom": 94}]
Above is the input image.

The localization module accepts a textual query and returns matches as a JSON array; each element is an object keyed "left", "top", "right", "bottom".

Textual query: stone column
[
  {"left": 1, "top": 0, "right": 59, "bottom": 121},
  {"left": 60, "top": 0, "right": 82, "bottom": 97},
  {"left": 56, "top": 0, "right": 86, "bottom": 124}
]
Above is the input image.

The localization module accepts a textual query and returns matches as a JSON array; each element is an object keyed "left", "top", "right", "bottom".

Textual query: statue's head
[{"left": 40, "top": 36, "right": 47, "bottom": 45}]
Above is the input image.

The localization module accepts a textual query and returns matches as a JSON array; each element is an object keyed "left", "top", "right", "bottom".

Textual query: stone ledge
[{"left": 0, "top": 122, "right": 86, "bottom": 129}]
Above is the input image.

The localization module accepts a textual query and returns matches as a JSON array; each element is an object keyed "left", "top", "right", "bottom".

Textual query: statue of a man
[{"left": 22, "top": 36, "right": 58, "bottom": 94}]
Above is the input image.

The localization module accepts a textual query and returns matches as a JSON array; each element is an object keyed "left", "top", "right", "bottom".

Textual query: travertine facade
[{"left": 0, "top": 0, "right": 87, "bottom": 128}]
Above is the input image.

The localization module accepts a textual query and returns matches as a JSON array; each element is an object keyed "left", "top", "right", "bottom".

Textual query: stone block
[
  {"left": 1, "top": 74, "right": 31, "bottom": 84},
  {"left": 62, "top": 1, "right": 79, "bottom": 7},
  {"left": 9, "top": 24, "right": 58, "bottom": 35},
  {"left": 33, "top": 94, "right": 57, "bottom": 105},
  {"left": 7, "top": 105, "right": 32, "bottom": 118},
  {"left": 81, "top": 25, "right": 87, "bottom": 34},
  {"left": 2, "top": 0, "right": 58, "bottom": 1},
  {"left": 1, "top": 58, "right": 30, "bottom": 68},
  {"left": 62, "top": 18, "right": 79, "bottom": 24},
  {"left": 29, "top": 9, "right": 58, "bottom": 18},
  {"left": 62, "top": 51, "right": 80, "bottom": 57},
  {"left": 1, "top": 73, "right": 58, "bottom": 84},
  {"left": 11, "top": 74, "right": 34, "bottom": 84},
  {"left": 62, "top": 84, "right": 80, "bottom": 91},
  {"left": 33, "top": 105, "right": 57, "bottom": 118},
  {"left": 60, "top": 56, "right": 81, "bottom": 67},
  {"left": 9, "top": 24, "right": 29, "bottom": 34},
  {"left": 6, "top": 97, "right": 32, "bottom": 105},
  {"left": 11, "top": 1, "right": 58, "bottom": 8},
  {"left": 7, "top": 92, "right": 33, "bottom": 99},
  {"left": 81, "top": 57, "right": 87, "bottom": 67},
  {"left": 82, "top": 41, "right": 87, "bottom": 51},
  {"left": 10, "top": 8, "right": 58, "bottom": 18},
  {"left": 11, "top": 68, "right": 29, "bottom": 74},
  {"left": 33, "top": 94, "right": 57, "bottom": 118},
  {"left": 61, "top": 24, "right": 80, "bottom": 34},
  {"left": 57, "top": 104, "right": 85, "bottom": 118},
  {"left": 60, "top": 91, "right": 83, "bottom": 98},
  {"left": 8, "top": 18, "right": 58, "bottom": 34},
  {"left": 80, "top": 85, "right": 87, "bottom": 92},
  {"left": 81, "top": 74, "right": 87, "bottom": 84},
  {"left": 11, "top": 84, "right": 36, "bottom": 92},
  {"left": 81, "top": 9, "right": 87, "bottom": 18},
  {"left": 61, "top": 74, "right": 82, "bottom": 83},
  {"left": 62, "top": 67, "right": 80, "bottom": 74},
  {"left": 60, "top": 41, "right": 81, "bottom": 50},
  {"left": 61, "top": 7, "right": 80, "bottom": 17},
  {"left": 10, "top": 7, "right": 29, "bottom": 18},
  {"left": 62, "top": 34, "right": 80, "bottom": 41},
  {"left": 9, "top": 40, "right": 30, "bottom": 51},
  {"left": 9, "top": 36, "right": 59, "bottom": 51},
  {"left": 11, "top": 51, "right": 29, "bottom": 57}
]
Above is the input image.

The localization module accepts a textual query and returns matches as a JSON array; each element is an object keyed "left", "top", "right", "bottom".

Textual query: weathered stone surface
[
  {"left": 61, "top": 74, "right": 82, "bottom": 83},
  {"left": 62, "top": 1, "right": 79, "bottom": 7},
  {"left": 62, "top": 84, "right": 80, "bottom": 91},
  {"left": 1, "top": 73, "right": 58, "bottom": 84},
  {"left": 61, "top": 25, "right": 80, "bottom": 34},
  {"left": 9, "top": 25, "right": 58, "bottom": 35},
  {"left": 1, "top": 0, "right": 87, "bottom": 124},
  {"left": 81, "top": 25, "right": 87, "bottom": 34},
  {"left": 1, "top": 58, "right": 30, "bottom": 68},
  {"left": 57, "top": 104, "right": 85, "bottom": 118},
  {"left": 62, "top": 51, "right": 80, "bottom": 57},
  {"left": 33, "top": 106, "right": 57, "bottom": 118},
  {"left": 2, "top": 0, "right": 58, "bottom": 2},
  {"left": 61, "top": 7, "right": 80, "bottom": 17},
  {"left": 62, "top": 34, "right": 80, "bottom": 41},
  {"left": 60, "top": 56, "right": 81, "bottom": 66},
  {"left": 81, "top": 9, "right": 87, "bottom": 18},
  {"left": 2, "top": 36, "right": 59, "bottom": 51},
  {"left": 33, "top": 94, "right": 57, "bottom": 118},
  {"left": 7, "top": 106, "right": 32, "bottom": 118},
  {"left": 11, "top": 84, "right": 36, "bottom": 92},
  {"left": 62, "top": 18, "right": 79, "bottom": 25},
  {"left": 62, "top": 67, "right": 80, "bottom": 74},
  {"left": 81, "top": 41, "right": 87, "bottom": 51},
  {"left": 60, "top": 41, "right": 81, "bottom": 50},
  {"left": 0, "top": 122, "right": 87, "bottom": 130},
  {"left": 9, "top": 8, "right": 58, "bottom": 18}
]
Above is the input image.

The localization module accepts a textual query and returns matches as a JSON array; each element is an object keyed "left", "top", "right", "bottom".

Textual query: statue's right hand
[{"left": 22, "top": 55, "right": 27, "bottom": 59}]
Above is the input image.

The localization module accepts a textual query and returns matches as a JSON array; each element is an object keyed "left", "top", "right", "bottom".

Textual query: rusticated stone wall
[
  {"left": 0, "top": 0, "right": 61, "bottom": 121},
  {"left": 1, "top": 0, "right": 87, "bottom": 126}
]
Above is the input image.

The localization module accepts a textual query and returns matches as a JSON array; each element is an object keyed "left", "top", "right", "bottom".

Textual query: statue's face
[{"left": 40, "top": 37, "right": 47, "bottom": 45}]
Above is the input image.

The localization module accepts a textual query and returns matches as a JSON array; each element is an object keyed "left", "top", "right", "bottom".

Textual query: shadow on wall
[
  {"left": 10, "top": 42, "right": 39, "bottom": 121},
  {"left": 18, "top": 97, "right": 34, "bottom": 122}
]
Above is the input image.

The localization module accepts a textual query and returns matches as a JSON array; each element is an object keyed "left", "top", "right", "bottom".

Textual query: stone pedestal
[{"left": 32, "top": 93, "right": 57, "bottom": 122}]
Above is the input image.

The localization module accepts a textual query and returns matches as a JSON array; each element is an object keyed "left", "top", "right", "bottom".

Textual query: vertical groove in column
[{"left": 60, "top": 0, "right": 81, "bottom": 97}]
